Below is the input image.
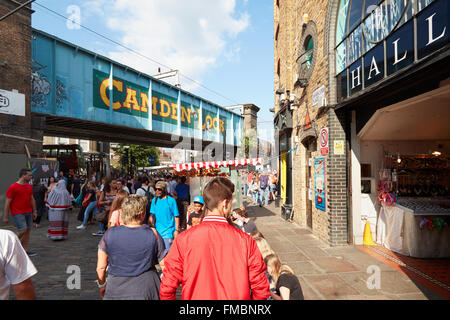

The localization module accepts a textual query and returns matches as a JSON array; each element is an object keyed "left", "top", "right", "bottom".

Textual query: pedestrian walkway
[
  {"left": 245, "top": 199, "right": 448, "bottom": 300},
  {"left": 2, "top": 201, "right": 447, "bottom": 300}
]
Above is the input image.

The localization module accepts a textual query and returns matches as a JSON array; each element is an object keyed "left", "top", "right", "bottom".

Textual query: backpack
[
  {"left": 260, "top": 175, "right": 268, "bottom": 189},
  {"left": 140, "top": 186, "right": 154, "bottom": 215}
]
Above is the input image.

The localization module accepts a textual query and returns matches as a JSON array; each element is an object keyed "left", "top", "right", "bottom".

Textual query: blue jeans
[
  {"left": 252, "top": 190, "right": 259, "bottom": 203},
  {"left": 243, "top": 182, "right": 248, "bottom": 197},
  {"left": 82, "top": 201, "right": 104, "bottom": 231},
  {"left": 260, "top": 187, "right": 269, "bottom": 205},
  {"left": 13, "top": 213, "right": 33, "bottom": 231}
]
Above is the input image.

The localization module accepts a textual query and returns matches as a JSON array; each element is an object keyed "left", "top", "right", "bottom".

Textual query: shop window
[
  {"left": 347, "top": 0, "right": 364, "bottom": 35},
  {"left": 297, "top": 22, "right": 318, "bottom": 85},
  {"left": 336, "top": 0, "right": 350, "bottom": 45},
  {"left": 348, "top": 25, "right": 362, "bottom": 65},
  {"left": 298, "top": 36, "right": 314, "bottom": 72},
  {"left": 336, "top": 41, "right": 347, "bottom": 74},
  {"left": 389, "top": 0, "right": 414, "bottom": 30},
  {"left": 334, "top": 0, "right": 418, "bottom": 98},
  {"left": 362, "top": 2, "right": 389, "bottom": 49},
  {"left": 364, "top": 0, "right": 382, "bottom": 17},
  {"left": 417, "top": 0, "right": 435, "bottom": 12}
]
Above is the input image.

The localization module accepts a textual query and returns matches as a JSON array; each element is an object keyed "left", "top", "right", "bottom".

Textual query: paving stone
[
  {"left": 302, "top": 274, "right": 360, "bottom": 299},
  {"left": 310, "top": 257, "right": 359, "bottom": 273},
  {"left": 288, "top": 261, "right": 323, "bottom": 275}
]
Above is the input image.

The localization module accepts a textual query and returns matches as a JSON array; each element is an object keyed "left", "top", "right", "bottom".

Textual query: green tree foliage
[
  {"left": 237, "top": 128, "right": 258, "bottom": 159},
  {"left": 115, "top": 144, "right": 160, "bottom": 172}
]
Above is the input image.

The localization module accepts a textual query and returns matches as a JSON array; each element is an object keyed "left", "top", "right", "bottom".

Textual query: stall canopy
[{"left": 172, "top": 158, "right": 264, "bottom": 172}]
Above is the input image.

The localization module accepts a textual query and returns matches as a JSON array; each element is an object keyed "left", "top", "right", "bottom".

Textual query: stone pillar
[
  {"left": 241, "top": 104, "right": 260, "bottom": 159},
  {"left": 242, "top": 104, "right": 260, "bottom": 131}
]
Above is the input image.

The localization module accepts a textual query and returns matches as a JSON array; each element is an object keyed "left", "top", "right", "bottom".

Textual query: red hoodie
[{"left": 160, "top": 215, "right": 270, "bottom": 300}]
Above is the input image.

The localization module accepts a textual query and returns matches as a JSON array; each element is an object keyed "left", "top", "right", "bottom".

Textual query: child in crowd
[
  {"left": 232, "top": 207, "right": 258, "bottom": 235},
  {"left": 186, "top": 196, "right": 205, "bottom": 230}
]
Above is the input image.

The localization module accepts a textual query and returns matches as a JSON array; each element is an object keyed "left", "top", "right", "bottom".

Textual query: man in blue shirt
[
  {"left": 174, "top": 176, "right": 190, "bottom": 231},
  {"left": 150, "top": 181, "right": 180, "bottom": 250}
]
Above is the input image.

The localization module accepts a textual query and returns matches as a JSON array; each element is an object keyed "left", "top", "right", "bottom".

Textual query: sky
[{"left": 31, "top": 0, "right": 275, "bottom": 143}]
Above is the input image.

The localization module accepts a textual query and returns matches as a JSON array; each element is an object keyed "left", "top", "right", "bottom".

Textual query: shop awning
[
  {"left": 358, "top": 83, "right": 450, "bottom": 141},
  {"left": 172, "top": 158, "right": 264, "bottom": 172}
]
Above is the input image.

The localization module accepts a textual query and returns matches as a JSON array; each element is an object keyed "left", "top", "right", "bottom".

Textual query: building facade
[
  {"left": 0, "top": 0, "right": 42, "bottom": 156},
  {"left": 274, "top": 0, "right": 449, "bottom": 247}
]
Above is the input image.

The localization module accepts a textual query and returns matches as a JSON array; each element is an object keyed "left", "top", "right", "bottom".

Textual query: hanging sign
[
  {"left": 0, "top": 89, "right": 25, "bottom": 116},
  {"left": 319, "top": 127, "right": 329, "bottom": 155},
  {"left": 314, "top": 158, "right": 326, "bottom": 212},
  {"left": 303, "top": 110, "right": 312, "bottom": 131}
]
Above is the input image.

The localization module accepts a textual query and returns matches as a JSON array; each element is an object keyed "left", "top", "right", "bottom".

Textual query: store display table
[{"left": 377, "top": 200, "right": 450, "bottom": 258}]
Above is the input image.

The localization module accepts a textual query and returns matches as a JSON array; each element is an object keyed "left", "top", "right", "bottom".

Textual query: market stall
[
  {"left": 375, "top": 155, "right": 450, "bottom": 258},
  {"left": 172, "top": 158, "right": 264, "bottom": 209},
  {"left": 356, "top": 84, "right": 450, "bottom": 258}
]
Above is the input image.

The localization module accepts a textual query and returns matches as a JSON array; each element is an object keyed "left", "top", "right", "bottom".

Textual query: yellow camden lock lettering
[
  {"left": 140, "top": 92, "right": 149, "bottom": 113},
  {"left": 123, "top": 88, "right": 141, "bottom": 111},
  {"left": 152, "top": 97, "right": 158, "bottom": 115},
  {"left": 171, "top": 103, "right": 178, "bottom": 121},
  {"left": 159, "top": 99, "right": 171, "bottom": 117},
  {"left": 99, "top": 78, "right": 123, "bottom": 110},
  {"left": 99, "top": 77, "right": 226, "bottom": 132},
  {"left": 180, "top": 106, "right": 191, "bottom": 124}
]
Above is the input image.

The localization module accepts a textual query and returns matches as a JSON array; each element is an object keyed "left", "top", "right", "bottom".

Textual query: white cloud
[{"left": 85, "top": 0, "right": 250, "bottom": 89}]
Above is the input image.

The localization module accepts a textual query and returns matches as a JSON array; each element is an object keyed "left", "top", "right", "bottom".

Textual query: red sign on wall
[{"left": 320, "top": 127, "right": 329, "bottom": 155}]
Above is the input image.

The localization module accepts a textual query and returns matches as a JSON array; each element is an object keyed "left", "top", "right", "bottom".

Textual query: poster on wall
[
  {"left": 314, "top": 158, "right": 326, "bottom": 211},
  {"left": 280, "top": 151, "right": 287, "bottom": 204}
]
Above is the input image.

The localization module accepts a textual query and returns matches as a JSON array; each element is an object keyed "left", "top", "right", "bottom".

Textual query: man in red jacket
[{"left": 160, "top": 177, "right": 270, "bottom": 300}]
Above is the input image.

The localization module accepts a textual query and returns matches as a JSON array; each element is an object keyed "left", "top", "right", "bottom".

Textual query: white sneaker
[{"left": 76, "top": 225, "right": 86, "bottom": 230}]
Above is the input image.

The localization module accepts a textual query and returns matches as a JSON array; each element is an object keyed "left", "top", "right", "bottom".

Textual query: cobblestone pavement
[
  {"left": 2, "top": 198, "right": 447, "bottom": 300},
  {"left": 3, "top": 208, "right": 102, "bottom": 300}
]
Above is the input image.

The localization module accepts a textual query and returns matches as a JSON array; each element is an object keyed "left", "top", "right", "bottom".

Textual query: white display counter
[{"left": 376, "top": 200, "right": 450, "bottom": 258}]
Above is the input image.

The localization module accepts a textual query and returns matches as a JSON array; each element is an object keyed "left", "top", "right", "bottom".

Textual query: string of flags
[{"left": 172, "top": 158, "right": 264, "bottom": 172}]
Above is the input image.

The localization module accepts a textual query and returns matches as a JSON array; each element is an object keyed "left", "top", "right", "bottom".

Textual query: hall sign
[
  {"left": 340, "top": 0, "right": 449, "bottom": 100},
  {"left": 93, "top": 69, "right": 226, "bottom": 132}
]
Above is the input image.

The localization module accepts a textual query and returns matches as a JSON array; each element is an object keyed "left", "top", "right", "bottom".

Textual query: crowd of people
[
  {"left": 242, "top": 169, "right": 278, "bottom": 207},
  {"left": 2, "top": 167, "right": 303, "bottom": 301}
]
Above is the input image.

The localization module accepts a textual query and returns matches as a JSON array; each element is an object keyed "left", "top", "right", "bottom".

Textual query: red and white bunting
[{"left": 172, "top": 158, "right": 264, "bottom": 172}]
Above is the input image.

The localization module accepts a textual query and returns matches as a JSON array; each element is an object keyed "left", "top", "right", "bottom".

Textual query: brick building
[
  {"left": 0, "top": 0, "right": 41, "bottom": 156},
  {"left": 274, "top": 0, "right": 450, "bottom": 248},
  {"left": 274, "top": 0, "right": 348, "bottom": 246},
  {"left": 0, "top": 1, "right": 43, "bottom": 209}
]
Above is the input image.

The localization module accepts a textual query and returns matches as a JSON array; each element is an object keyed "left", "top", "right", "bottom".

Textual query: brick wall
[
  {"left": 0, "top": 0, "right": 42, "bottom": 156},
  {"left": 274, "top": 0, "right": 348, "bottom": 246}
]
